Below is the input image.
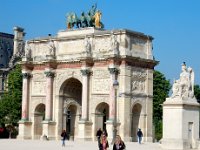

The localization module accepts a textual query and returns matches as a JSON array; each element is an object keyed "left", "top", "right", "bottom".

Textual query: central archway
[{"left": 61, "top": 78, "right": 82, "bottom": 140}]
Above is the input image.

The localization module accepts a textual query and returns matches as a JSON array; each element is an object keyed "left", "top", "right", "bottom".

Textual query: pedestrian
[
  {"left": 113, "top": 135, "right": 126, "bottom": 150},
  {"left": 137, "top": 128, "right": 143, "bottom": 144},
  {"left": 99, "top": 134, "right": 109, "bottom": 150},
  {"left": 96, "top": 128, "right": 103, "bottom": 148},
  {"left": 61, "top": 129, "right": 67, "bottom": 147}
]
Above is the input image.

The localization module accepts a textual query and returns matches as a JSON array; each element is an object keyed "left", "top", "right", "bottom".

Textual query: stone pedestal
[
  {"left": 45, "top": 55, "right": 55, "bottom": 60},
  {"left": 76, "top": 120, "right": 93, "bottom": 141},
  {"left": 17, "top": 120, "right": 32, "bottom": 139},
  {"left": 162, "top": 98, "right": 200, "bottom": 150},
  {"left": 41, "top": 121, "right": 56, "bottom": 140},
  {"left": 105, "top": 120, "right": 120, "bottom": 143}
]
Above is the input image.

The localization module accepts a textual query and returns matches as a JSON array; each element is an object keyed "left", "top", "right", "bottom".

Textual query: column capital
[
  {"left": 80, "top": 69, "right": 92, "bottom": 76},
  {"left": 108, "top": 67, "right": 119, "bottom": 74},
  {"left": 44, "top": 71, "right": 55, "bottom": 78},
  {"left": 22, "top": 72, "right": 32, "bottom": 79}
]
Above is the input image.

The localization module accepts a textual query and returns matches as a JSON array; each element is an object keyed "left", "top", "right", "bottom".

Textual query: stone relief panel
[
  {"left": 58, "top": 40, "right": 84, "bottom": 55},
  {"left": 92, "top": 69, "right": 110, "bottom": 94},
  {"left": 130, "top": 37, "right": 147, "bottom": 58},
  {"left": 32, "top": 81, "right": 46, "bottom": 95},
  {"left": 93, "top": 37, "right": 111, "bottom": 57},
  {"left": 131, "top": 67, "right": 147, "bottom": 93},
  {"left": 30, "top": 43, "right": 49, "bottom": 58},
  {"left": 32, "top": 73, "right": 46, "bottom": 95},
  {"left": 91, "top": 95, "right": 109, "bottom": 103}
]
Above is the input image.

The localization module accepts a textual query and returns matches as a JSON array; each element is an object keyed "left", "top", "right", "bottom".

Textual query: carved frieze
[
  {"left": 32, "top": 72, "right": 47, "bottom": 95},
  {"left": 32, "top": 81, "right": 46, "bottom": 95},
  {"left": 130, "top": 38, "right": 147, "bottom": 58},
  {"left": 131, "top": 68, "right": 147, "bottom": 93},
  {"left": 91, "top": 95, "right": 109, "bottom": 102},
  {"left": 92, "top": 69, "right": 110, "bottom": 94},
  {"left": 92, "top": 78, "right": 110, "bottom": 94},
  {"left": 93, "top": 69, "right": 110, "bottom": 79},
  {"left": 93, "top": 37, "right": 110, "bottom": 57},
  {"left": 32, "top": 73, "right": 46, "bottom": 81}
]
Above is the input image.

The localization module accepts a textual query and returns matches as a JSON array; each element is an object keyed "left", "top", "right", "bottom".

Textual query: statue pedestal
[
  {"left": 162, "top": 98, "right": 200, "bottom": 149},
  {"left": 17, "top": 120, "right": 32, "bottom": 139},
  {"left": 41, "top": 120, "right": 56, "bottom": 140},
  {"left": 76, "top": 120, "right": 93, "bottom": 141},
  {"left": 45, "top": 55, "right": 55, "bottom": 61}
]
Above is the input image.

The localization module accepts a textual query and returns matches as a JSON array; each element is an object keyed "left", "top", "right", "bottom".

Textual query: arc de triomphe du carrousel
[{"left": 17, "top": 5, "right": 158, "bottom": 142}]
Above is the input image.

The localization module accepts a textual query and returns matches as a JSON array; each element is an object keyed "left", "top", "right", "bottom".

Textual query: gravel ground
[{"left": 0, "top": 139, "right": 162, "bottom": 150}]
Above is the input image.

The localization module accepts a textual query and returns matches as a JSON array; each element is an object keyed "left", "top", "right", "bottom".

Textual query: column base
[
  {"left": 41, "top": 120, "right": 56, "bottom": 140},
  {"left": 161, "top": 138, "right": 198, "bottom": 150},
  {"left": 105, "top": 120, "right": 121, "bottom": 143},
  {"left": 75, "top": 120, "right": 93, "bottom": 141},
  {"left": 17, "top": 120, "right": 32, "bottom": 139}
]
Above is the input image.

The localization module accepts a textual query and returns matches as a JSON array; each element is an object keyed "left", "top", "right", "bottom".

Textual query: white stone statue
[
  {"left": 84, "top": 36, "right": 91, "bottom": 53},
  {"left": 110, "top": 33, "right": 119, "bottom": 55},
  {"left": 48, "top": 39, "right": 56, "bottom": 56},
  {"left": 24, "top": 41, "right": 32, "bottom": 58},
  {"left": 83, "top": 36, "right": 92, "bottom": 57},
  {"left": 171, "top": 62, "right": 194, "bottom": 99}
]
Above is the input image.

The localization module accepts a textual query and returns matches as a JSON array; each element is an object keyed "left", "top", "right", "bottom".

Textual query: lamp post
[{"left": 112, "top": 80, "right": 119, "bottom": 144}]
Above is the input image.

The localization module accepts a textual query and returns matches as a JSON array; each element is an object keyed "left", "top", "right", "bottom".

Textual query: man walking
[
  {"left": 137, "top": 128, "right": 143, "bottom": 144},
  {"left": 61, "top": 130, "right": 67, "bottom": 147}
]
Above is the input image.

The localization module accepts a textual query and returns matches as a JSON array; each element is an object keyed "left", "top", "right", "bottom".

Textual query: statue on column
[
  {"left": 171, "top": 62, "right": 195, "bottom": 99},
  {"left": 110, "top": 33, "right": 119, "bottom": 55},
  {"left": 82, "top": 36, "right": 92, "bottom": 57},
  {"left": 24, "top": 41, "right": 32, "bottom": 58}
]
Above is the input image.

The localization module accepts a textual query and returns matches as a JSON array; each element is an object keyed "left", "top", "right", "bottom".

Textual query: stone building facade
[
  {"left": 18, "top": 28, "right": 157, "bottom": 142},
  {"left": 0, "top": 32, "right": 14, "bottom": 98}
]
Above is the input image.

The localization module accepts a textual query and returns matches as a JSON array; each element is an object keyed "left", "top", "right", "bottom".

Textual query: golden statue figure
[{"left": 93, "top": 10, "right": 102, "bottom": 28}]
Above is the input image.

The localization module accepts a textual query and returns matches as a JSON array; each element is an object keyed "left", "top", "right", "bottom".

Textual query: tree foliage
[
  {"left": 0, "top": 65, "right": 22, "bottom": 126},
  {"left": 153, "top": 70, "right": 171, "bottom": 140},
  {"left": 194, "top": 84, "right": 200, "bottom": 102}
]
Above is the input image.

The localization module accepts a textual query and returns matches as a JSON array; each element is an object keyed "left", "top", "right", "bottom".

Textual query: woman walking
[
  {"left": 113, "top": 135, "right": 126, "bottom": 150},
  {"left": 99, "top": 134, "right": 109, "bottom": 150}
]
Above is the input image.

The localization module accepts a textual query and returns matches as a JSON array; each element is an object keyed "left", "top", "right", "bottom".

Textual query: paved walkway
[{"left": 0, "top": 139, "right": 161, "bottom": 150}]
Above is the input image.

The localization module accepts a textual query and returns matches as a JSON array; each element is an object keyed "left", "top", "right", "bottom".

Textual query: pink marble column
[
  {"left": 21, "top": 72, "right": 31, "bottom": 120},
  {"left": 80, "top": 69, "right": 91, "bottom": 121},
  {"left": 45, "top": 70, "right": 54, "bottom": 121},
  {"left": 108, "top": 67, "right": 119, "bottom": 120}
]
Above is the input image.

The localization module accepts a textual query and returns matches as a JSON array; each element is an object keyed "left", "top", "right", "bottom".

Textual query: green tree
[
  {"left": 0, "top": 64, "right": 22, "bottom": 126},
  {"left": 153, "top": 70, "right": 171, "bottom": 140},
  {"left": 194, "top": 84, "right": 200, "bottom": 102}
]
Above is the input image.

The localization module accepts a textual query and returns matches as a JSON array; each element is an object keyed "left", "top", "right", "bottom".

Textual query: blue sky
[{"left": 1, "top": 0, "right": 200, "bottom": 84}]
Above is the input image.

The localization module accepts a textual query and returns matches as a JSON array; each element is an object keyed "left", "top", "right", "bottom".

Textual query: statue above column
[{"left": 171, "top": 62, "right": 195, "bottom": 100}]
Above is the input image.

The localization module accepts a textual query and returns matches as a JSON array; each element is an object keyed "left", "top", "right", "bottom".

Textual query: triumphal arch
[
  {"left": 17, "top": 6, "right": 157, "bottom": 141},
  {"left": 17, "top": 27, "right": 157, "bottom": 142}
]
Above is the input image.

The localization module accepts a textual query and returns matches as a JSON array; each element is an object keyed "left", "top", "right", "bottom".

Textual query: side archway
[
  {"left": 95, "top": 102, "right": 109, "bottom": 132},
  {"left": 33, "top": 103, "right": 45, "bottom": 139},
  {"left": 131, "top": 103, "right": 142, "bottom": 142}
]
